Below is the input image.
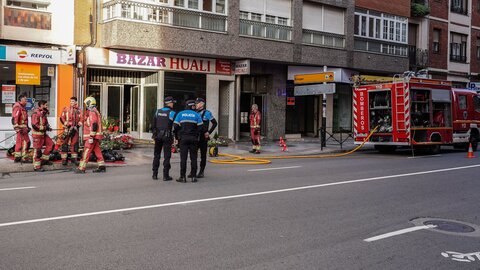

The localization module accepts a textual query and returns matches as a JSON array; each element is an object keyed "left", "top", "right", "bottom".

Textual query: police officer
[
  {"left": 195, "top": 98, "right": 217, "bottom": 178},
  {"left": 151, "top": 96, "right": 176, "bottom": 181},
  {"left": 173, "top": 100, "right": 203, "bottom": 183}
]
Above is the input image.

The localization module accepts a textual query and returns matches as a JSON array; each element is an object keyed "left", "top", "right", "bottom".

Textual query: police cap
[
  {"left": 195, "top": 98, "right": 205, "bottom": 104},
  {"left": 186, "top": 100, "right": 196, "bottom": 107},
  {"left": 164, "top": 96, "right": 176, "bottom": 104}
]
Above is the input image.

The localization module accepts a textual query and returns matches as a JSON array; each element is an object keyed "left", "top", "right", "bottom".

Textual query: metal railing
[
  {"left": 239, "top": 19, "right": 292, "bottom": 41},
  {"left": 103, "top": 0, "right": 227, "bottom": 32},
  {"left": 302, "top": 29, "right": 345, "bottom": 48},
  {"left": 450, "top": 54, "right": 467, "bottom": 63},
  {"left": 408, "top": 46, "right": 428, "bottom": 68},
  {"left": 354, "top": 37, "right": 408, "bottom": 57}
]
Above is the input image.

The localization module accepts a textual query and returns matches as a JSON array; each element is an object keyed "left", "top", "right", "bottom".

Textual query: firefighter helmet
[{"left": 84, "top": 97, "right": 96, "bottom": 108}]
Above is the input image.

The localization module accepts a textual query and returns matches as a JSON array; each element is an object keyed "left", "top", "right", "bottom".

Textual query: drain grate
[{"left": 424, "top": 220, "right": 475, "bottom": 233}]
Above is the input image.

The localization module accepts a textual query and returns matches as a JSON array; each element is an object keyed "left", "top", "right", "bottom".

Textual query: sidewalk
[{"left": 0, "top": 138, "right": 369, "bottom": 174}]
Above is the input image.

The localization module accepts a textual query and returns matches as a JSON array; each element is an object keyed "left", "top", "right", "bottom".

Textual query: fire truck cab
[{"left": 353, "top": 77, "right": 480, "bottom": 153}]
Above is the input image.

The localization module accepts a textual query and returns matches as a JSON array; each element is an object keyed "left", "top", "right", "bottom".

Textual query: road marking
[
  {"left": 1, "top": 164, "right": 480, "bottom": 228},
  {"left": 442, "top": 251, "right": 480, "bottom": 263},
  {"left": 248, "top": 166, "right": 301, "bottom": 172},
  {"left": 0, "top": 186, "right": 36, "bottom": 192},
  {"left": 364, "top": 225, "right": 437, "bottom": 242},
  {"left": 407, "top": 154, "right": 442, "bottom": 159}
]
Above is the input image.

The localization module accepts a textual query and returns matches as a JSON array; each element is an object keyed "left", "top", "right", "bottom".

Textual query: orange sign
[
  {"left": 294, "top": 72, "right": 335, "bottom": 85},
  {"left": 16, "top": 63, "right": 40, "bottom": 85}
]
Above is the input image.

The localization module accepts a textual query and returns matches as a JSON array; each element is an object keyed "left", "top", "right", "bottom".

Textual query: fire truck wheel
[{"left": 374, "top": 145, "right": 397, "bottom": 153}]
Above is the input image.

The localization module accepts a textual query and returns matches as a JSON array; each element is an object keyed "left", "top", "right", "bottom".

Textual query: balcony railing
[
  {"left": 4, "top": 6, "right": 51, "bottom": 30},
  {"left": 239, "top": 19, "right": 292, "bottom": 41},
  {"left": 354, "top": 37, "right": 408, "bottom": 57},
  {"left": 302, "top": 29, "right": 345, "bottom": 49},
  {"left": 450, "top": 54, "right": 467, "bottom": 63},
  {"left": 103, "top": 0, "right": 227, "bottom": 32},
  {"left": 408, "top": 46, "right": 428, "bottom": 68}
]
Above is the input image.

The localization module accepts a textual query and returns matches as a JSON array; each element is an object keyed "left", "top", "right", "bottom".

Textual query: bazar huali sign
[{"left": 110, "top": 50, "right": 231, "bottom": 75}]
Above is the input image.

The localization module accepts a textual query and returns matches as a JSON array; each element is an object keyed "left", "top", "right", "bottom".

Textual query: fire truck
[{"left": 353, "top": 76, "right": 480, "bottom": 153}]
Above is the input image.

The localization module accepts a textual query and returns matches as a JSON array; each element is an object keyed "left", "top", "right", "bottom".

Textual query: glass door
[
  {"left": 130, "top": 86, "right": 140, "bottom": 136},
  {"left": 141, "top": 85, "right": 158, "bottom": 139},
  {"left": 106, "top": 85, "right": 123, "bottom": 132}
]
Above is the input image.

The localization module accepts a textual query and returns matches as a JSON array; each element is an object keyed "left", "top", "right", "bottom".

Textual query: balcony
[
  {"left": 408, "top": 46, "right": 428, "bottom": 69},
  {"left": 3, "top": 6, "right": 51, "bottom": 30},
  {"left": 354, "top": 37, "right": 408, "bottom": 57},
  {"left": 450, "top": 54, "right": 467, "bottom": 62},
  {"left": 239, "top": 19, "right": 292, "bottom": 41},
  {"left": 302, "top": 29, "right": 345, "bottom": 49},
  {"left": 103, "top": 0, "right": 227, "bottom": 33}
]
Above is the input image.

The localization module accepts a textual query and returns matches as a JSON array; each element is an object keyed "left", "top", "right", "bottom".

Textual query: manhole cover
[
  {"left": 424, "top": 220, "right": 475, "bottom": 233},
  {"left": 411, "top": 217, "right": 480, "bottom": 237}
]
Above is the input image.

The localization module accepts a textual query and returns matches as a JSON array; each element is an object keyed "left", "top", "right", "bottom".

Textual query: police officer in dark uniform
[
  {"left": 151, "top": 96, "right": 177, "bottom": 181},
  {"left": 195, "top": 98, "right": 217, "bottom": 178},
  {"left": 173, "top": 100, "right": 203, "bottom": 183}
]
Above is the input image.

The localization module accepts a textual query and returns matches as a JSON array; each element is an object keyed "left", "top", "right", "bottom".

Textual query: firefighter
[
  {"left": 195, "top": 98, "right": 217, "bottom": 178},
  {"left": 31, "top": 100, "right": 54, "bottom": 172},
  {"left": 173, "top": 100, "right": 203, "bottom": 183},
  {"left": 151, "top": 96, "right": 177, "bottom": 181},
  {"left": 75, "top": 97, "right": 105, "bottom": 174},
  {"left": 59, "top": 97, "right": 82, "bottom": 166},
  {"left": 249, "top": 104, "right": 261, "bottom": 154},
  {"left": 12, "top": 94, "right": 31, "bottom": 163}
]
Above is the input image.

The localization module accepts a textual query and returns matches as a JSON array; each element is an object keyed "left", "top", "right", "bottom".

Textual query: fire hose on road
[{"left": 209, "top": 126, "right": 379, "bottom": 165}]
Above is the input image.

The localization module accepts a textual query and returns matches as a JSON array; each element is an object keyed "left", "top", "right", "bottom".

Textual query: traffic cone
[
  {"left": 466, "top": 143, "right": 475, "bottom": 158},
  {"left": 279, "top": 137, "right": 284, "bottom": 147}
]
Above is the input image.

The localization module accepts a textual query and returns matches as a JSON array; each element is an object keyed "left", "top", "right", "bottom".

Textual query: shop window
[{"left": 0, "top": 62, "right": 56, "bottom": 117}]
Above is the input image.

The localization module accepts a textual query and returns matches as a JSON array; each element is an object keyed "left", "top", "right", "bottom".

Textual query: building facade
[
  {"left": 0, "top": 0, "right": 76, "bottom": 148},
  {"left": 80, "top": 0, "right": 410, "bottom": 141}
]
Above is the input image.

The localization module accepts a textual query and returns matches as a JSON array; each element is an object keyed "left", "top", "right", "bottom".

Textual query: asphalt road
[{"left": 1, "top": 148, "right": 480, "bottom": 269}]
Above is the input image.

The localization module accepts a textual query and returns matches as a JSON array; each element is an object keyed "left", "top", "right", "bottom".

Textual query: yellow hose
[{"left": 209, "top": 126, "right": 379, "bottom": 165}]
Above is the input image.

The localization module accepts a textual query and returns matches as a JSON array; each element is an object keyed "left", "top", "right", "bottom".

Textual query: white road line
[
  {"left": 248, "top": 166, "right": 301, "bottom": 172},
  {"left": 364, "top": 225, "right": 437, "bottom": 242},
  {"left": 0, "top": 186, "right": 36, "bottom": 192},
  {"left": 1, "top": 164, "right": 480, "bottom": 228},
  {"left": 407, "top": 154, "right": 442, "bottom": 159}
]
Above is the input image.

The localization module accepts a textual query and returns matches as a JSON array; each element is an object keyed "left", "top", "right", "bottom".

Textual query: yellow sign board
[
  {"left": 294, "top": 72, "right": 335, "bottom": 85},
  {"left": 16, "top": 63, "right": 41, "bottom": 85}
]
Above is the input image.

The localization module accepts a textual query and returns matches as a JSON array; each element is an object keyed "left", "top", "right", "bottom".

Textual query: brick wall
[
  {"left": 471, "top": 29, "right": 480, "bottom": 73},
  {"left": 472, "top": 0, "right": 480, "bottom": 27},
  {"left": 429, "top": 0, "right": 449, "bottom": 19},
  {"left": 74, "top": 0, "right": 93, "bottom": 45},
  {"left": 356, "top": 0, "right": 410, "bottom": 17},
  {"left": 429, "top": 20, "right": 448, "bottom": 70}
]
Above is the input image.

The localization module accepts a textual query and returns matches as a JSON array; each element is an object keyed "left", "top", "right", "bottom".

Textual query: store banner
[
  {"left": 109, "top": 50, "right": 231, "bottom": 75},
  {"left": 1, "top": 85, "right": 16, "bottom": 103},
  {"left": 16, "top": 63, "right": 41, "bottom": 85},
  {"left": 0, "top": 46, "right": 6, "bottom": 60},
  {"left": 4, "top": 45, "right": 61, "bottom": 64}
]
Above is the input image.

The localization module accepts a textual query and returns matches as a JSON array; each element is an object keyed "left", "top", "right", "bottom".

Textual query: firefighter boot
[
  {"left": 62, "top": 159, "right": 68, "bottom": 166},
  {"left": 14, "top": 157, "right": 21, "bottom": 163},
  {"left": 34, "top": 168, "right": 45, "bottom": 172},
  {"left": 92, "top": 166, "right": 106, "bottom": 173},
  {"left": 74, "top": 168, "right": 85, "bottom": 174},
  {"left": 42, "top": 160, "right": 53, "bottom": 166},
  {"left": 176, "top": 176, "right": 187, "bottom": 183}
]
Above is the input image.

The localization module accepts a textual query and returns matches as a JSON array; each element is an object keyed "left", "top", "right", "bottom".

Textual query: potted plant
[{"left": 207, "top": 132, "right": 220, "bottom": 157}]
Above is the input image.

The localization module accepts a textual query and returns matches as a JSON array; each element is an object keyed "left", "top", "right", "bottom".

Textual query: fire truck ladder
[{"left": 395, "top": 79, "right": 409, "bottom": 133}]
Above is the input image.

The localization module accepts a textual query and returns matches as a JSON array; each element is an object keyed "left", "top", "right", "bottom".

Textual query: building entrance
[{"left": 240, "top": 93, "right": 265, "bottom": 138}]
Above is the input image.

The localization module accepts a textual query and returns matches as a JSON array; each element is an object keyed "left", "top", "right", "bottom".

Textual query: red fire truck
[{"left": 353, "top": 77, "right": 480, "bottom": 153}]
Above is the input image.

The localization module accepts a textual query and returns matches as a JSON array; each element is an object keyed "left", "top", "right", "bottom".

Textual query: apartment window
[
  {"left": 450, "top": 32, "right": 468, "bottom": 62},
  {"left": 188, "top": 0, "right": 199, "bottom": 9},
  {"left": 278, "top": 17, "right": 288, "bottom": 25},
  {"left": 433, "top": 29, "right": 440, "bottom": 53},
  {"left": 240, "top": 11, "right": 249, "bottom": 19},
  {"left": 216, "top": 0, "right": 225, "bottom": 14},
  {"left": 174, "top": 0, "right": 185, "bottom": 7},
  {"left": 266, "top": 15, "right": 275, "bottom": 24},
  {"left": 251, "top": 13, "right": 262, "bottom": 21},
  {"left": 477, "top": 38, "right": 480, "bottom": 59},
  {"left": 121, "top": 3, "right": 131, "bottom": 18},
  {"left": 6, "top": 0, "right": 48, "bottom": 10},
  {"left": 451, "top": 0, "right": 468, "bottom": 15}
]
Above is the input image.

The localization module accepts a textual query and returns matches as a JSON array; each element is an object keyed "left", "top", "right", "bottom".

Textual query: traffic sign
[
  {"left": 25, "top": 98, "right": 36, "bottom": 111},
  {"left": 294, "top": 72, "right": 334, "bottom": 85}
]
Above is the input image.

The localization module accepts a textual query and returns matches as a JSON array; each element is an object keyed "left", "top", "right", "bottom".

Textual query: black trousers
[
  {"left": 198, "top": 137, "right": 208, "bottom": 172},
  {"left": 179, "top": 136, "right": 198, "bottom": 177},
  {"left": 152, "top": 136, "right": 172, "bottom": 176}
]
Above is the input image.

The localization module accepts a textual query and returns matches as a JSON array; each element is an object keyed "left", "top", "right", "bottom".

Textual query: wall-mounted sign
[
  {"left": 234, "top": 60, "right": 250, "bottom": 75},
  {"left": 47, "top": 66, "right": 55, "bottom": 76},
  {"left": 469, "top": 82, "right": 480, "bottom": 91},
  {"left": 216, "top": 60, "right": 232, "bottom": 75},
  {"left": 3, "top": 45, "right": 62, "bottom": 64},
  {"left": 109, "top": 50, "right": 230, "bottom": 75},
  {"left": 294, "top": 72, "right": 335, "bottom": 85},
  {"left": 62, "top": 45, "right": 76, "bottom": 64},
  {"left": 5, "top": 104, "right": 13, "bottom": 114},
  {"left": 294, "top": 84, "right": 336, "bottom": 96},
  {"left": 0, "top": 46, "right": 6, "bottom": 60},
  {"left": 16, "top": 63, "right": 41, "bottom": 85},
  {"left": 287, "top": 97, "right": 295, "bottom": 106},
  {"left": 1, "top": 85, "right": 16, "bottom": 103},
  {"left": 25, "top": 98, "right": 36, "bottom": 111}
]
